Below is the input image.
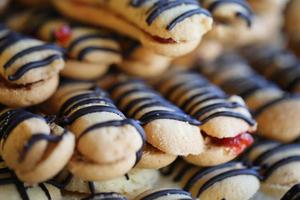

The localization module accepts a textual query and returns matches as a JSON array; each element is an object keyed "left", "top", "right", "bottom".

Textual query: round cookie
[
  {"left": 50, "top": 168, "right": 160, "bottom": 199},
  {"left": 160, "top": 159, "right": 261, "bottom": 200},
  {"left": 53, "top": 0, "right": 213, "bottom": 57},
  {"left": 62, "top": 192, "right": 128, "bottom": 200},
  {"left": 47, "top": 82, "right": 145, "bottom": 180},
  {"left": 154, "top": 70, "right": 256, "bottom": 166},
  {"left": 134, "top": 188, "right": 193, "bottom": 200},
  {"left": 101, "top": 74, "right": 204, "bottom": 156},
  {"left": 0, "top": 107, "right": 75, "bottom": 184},
  {"left": 243, "top": 140, "right": 300, "bottom": 199},
  {"left": 199, "top": 53, "right": 300, "bottom": 142},
  {"left": 118, "top": 39, "right": 171, "bottom": 78},
  {"left": 0, "top": 158, "right": 62, "bottom": 200},
  {"left": 0, "top": 26, "right": 64, "bottom": 107},
  {"left": 136, "top": 144, "right": 177, "bottom": 169}
]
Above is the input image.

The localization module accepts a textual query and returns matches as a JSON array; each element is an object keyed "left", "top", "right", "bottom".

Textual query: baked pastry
[
  {"left": 0, "top": 106, "right": 75, "bottom": 184},
  {"left": 47, "top": 82, "right": 145, "bottom": 180},
  {"left": 6, "top": 12, "right": 121, "bottom": 80},
  {"left": 0, "top": 158, "right": 61, "bottom": 200},
  {"left": 243, "top": 139, "right": 300, "bottom": 199},
  {"left": 118, "top": 38, "right": 171, "bottom": 78},
  {"left": 242, "top": 45, "right": 300, "bottom": 93},
  {"left": 160, "top": 159, "right": 260, "bottom": 200},
  {"left": 154, "top": 70, "right": 256, "bottom": 166},
  {"left": 49, "top": 168, "right": 160, "bottom": 199},
  {"left": 100, "top": 74, "right": 204, "bottom": 158},
  {"left": 199, "top": 54, "right": 300, "bottom": 142},
  {"left": 53, "top": 0, "right": 213, "bottom": 57},
  {"left": 134, "top": 188, "right": 192, "bottom": 200},
  {"left": 281, "top": 184, "right": 300, "bottom": 200},
  {"left": 0, "top": 25, "right": 64, "bottom": 107}
]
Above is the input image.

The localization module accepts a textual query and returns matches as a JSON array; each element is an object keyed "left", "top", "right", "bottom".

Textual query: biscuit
[
  {"left": 63, "top": 192, "right": 128, "bottom": 200},
  {"left": 47, "top": 82, "right": 145, "bottom": 180},
  {"left": 281, "top": 184, "right": 300, "bottom": 200},
  {"left": 6, "top": 12, "right": 122, "bottom": 80},
  {"left": 136, "top": 144, "right": 177, "bottom": 169},
  {"left": 53, "top": 0, "right": 213, "bottom": 57},
  {"left": 199, "top": 53, "right": 300, "bottom": 142},
  {"left": 243, "top": 139, "right": 300, "bottom": 199},
  {"left": 100, "top": 74, "right": 204, "bottom": 156},
  {"left": 0, "top": 158, "right": 61, "bottom": 200},
  {"left": 134, "top": 188, "right": 193, "bottom": 200},
  {"left": 0, "top": 25, "right": 64, "bottom": 107},
  {"left": 160, "top": 159, "right": 260, "bottom": 199},
  {"left": 154, "top": 70, "right": 256, "bottom": 166},
  {"left": 243, "top": 45, "right": 300, "bottom": 93},
  {"left": 0, "top": 107, "right": 75, "bottom": 184},
  {"left": 49, "top": 168, "right": 160, "bottom": 199},
  {"left": 118, "top": 39, "right": 171, "bottom": 78}
]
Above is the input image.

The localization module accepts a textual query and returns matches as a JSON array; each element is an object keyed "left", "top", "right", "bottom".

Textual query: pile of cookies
[{"left": 0, "top": 0, "right": 300, "bottom": 200}]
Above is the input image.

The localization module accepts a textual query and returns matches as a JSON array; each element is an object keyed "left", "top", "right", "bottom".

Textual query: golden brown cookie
[{"left": 53, "top": 0, "right": 213, "bottom": 57}]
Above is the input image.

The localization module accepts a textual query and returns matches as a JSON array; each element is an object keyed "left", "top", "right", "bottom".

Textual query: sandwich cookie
[
  {"left": 199, "top": 53, "right": 300, "bottom": 142},
  {"left": 100, "top": 74, "right": 204, "bottom": 158},
  {"left": 0, "top": 25, "right": 64, "bottom": 107},
  {"left": 0, "top": 158, "right": 61, "bottom": 200},
  {"left": 243, "top": 139, "right": 300, "bottom": 199},
  {"left": 53, "top": 0, "right": 213, "bottom": 57},
  {"left": 134, "top": 188, "right": 193, "bottom": 200},
  {"left": 0, "top": 106, "right": 75, "bottom": 184},
  {"left": 47, "top": 82, "right": 145, "bottom": 180},
  {"left": 154, "top": 70, "right": 256, "bottom": 166},
  {"left": 160, "top": 159, "right": 260, "bottom": 200}
]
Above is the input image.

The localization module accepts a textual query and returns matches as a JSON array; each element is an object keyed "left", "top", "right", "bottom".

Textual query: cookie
[
  {"left": 53, "top": 0, "right": 213, "bottom": 57},
  {"left": 160, "top": 159, "right": 260, "bottom": 200},
  {"left": 0, "top": 25, "right": 64, "bottom": 107},
  {"left": 118, "top": 39, "right": 171, "bottom": 78},
  {"left": 49, "top": 168, "right": 160, "bottom": 199},
  {"left": 47, "top": 82, "right": 145, "bottom": 180},
  {"left": 199, "top": 53, "right": 300, "bottom": 142},
  {"left": 63, "top": 192, "right": 128, "bottom": 200},
  {"left": 242, "top": 45, "right": 300, "bottom": 93},
  {"left": 135, "top": 144, "right": 177, "bottom": 169},
  {"left": 154, "top": 70, "right": 256, "bottom": 166},
  {"left": 0, "top": 107, "right": 75, "bottom": 184},
  {"left": 281, "top": 184, "right": 300, "bottom": 200},
  {"left": 6, "top": 12, "right": 122, "bottom": 80},
  {"left": 134, "top": 188, "right": 193, "bottom": 200},
  {"left": 243, "top": 139, "right": 300, "bottom": 199},
  {"left": 100, "top": 74, "right": 204, "bottom": 156},
  {"left": 0, "top": 158, "right": 62, "bottom": 200}
]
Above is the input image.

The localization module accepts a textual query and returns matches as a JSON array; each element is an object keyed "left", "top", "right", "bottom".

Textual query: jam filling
[
  {"left": 53, "top": 25, "right": 72, "bottom": 44},
  {"left": 204, "top": 132, "right": 254, "bottom": 155},
  {"left": 71, "top": 0, "right": 176, "bottom": 44}
]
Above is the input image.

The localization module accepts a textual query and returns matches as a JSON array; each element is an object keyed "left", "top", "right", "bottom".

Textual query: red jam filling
[
  {"left": 208, "top": 132, "right": 254, "bottom": 155},
  {"left": 53, "top": 25, "right": 72, "bottom": 44}
]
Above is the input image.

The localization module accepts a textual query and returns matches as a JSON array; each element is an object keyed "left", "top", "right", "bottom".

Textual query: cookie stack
[{"left": 0, "top": 0, "right": 299, "bottom": 200}]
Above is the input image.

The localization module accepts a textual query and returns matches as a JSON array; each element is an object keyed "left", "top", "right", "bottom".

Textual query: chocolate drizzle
[
  {"left": 160, "top": 160, "right": 260, "bottom": 198},
  {"left": 243, "top": 45, "right": 300, "bottom": 92},
  {"left": 57, "top": 86, "right": 146, "bottom": 164},
  {"left": 281, "top": 184, "right": 300, "bottom": 200},
  {"left": 139, "top": 189, "right": 192, "bottom": 200},
  {"left": 0, "top": 29, "right": 63, "bottom": 81},
  {"left": 244, "top": 140, "right": 300, "bottom": 180},
  {"left": 130, "top": 0, "right": 210, "bottom": 30},
  {"left": 67, "top": 33, "right": 120, "bottom": 61},
  {"left": 107, "top": 78, "right": 201, "bottom": 126},
  {"left": 156, "top": 71, "right": 256, "bottom": 126},
  {"left": 0, "top": 159, "right": 53, "bottom": 200}
]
